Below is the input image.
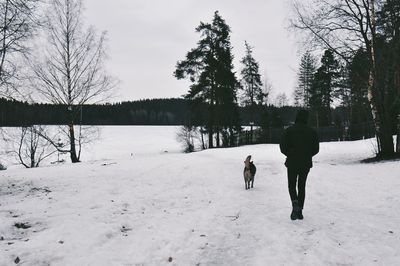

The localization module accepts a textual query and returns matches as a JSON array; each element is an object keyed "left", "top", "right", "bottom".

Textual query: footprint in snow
[{"left": 14, "top": 222, "right": 31, "bottom": 229}]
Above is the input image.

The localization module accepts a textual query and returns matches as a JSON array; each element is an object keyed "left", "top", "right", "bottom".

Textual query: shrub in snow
[
  {"left": 4, "top": 126, "right": 57, "bottom": 168},
  {"left": 176, "top": 125, "right": 197, "bottom": 153}
]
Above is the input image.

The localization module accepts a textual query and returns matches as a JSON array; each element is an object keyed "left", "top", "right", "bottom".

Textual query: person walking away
[{"left": 280, "top": 109, "right": 319, "bottom": 220}]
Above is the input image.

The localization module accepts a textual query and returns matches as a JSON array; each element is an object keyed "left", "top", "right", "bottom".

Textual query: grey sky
[{"left": 84, "top": 0, "right": 299, "bottom": 102}]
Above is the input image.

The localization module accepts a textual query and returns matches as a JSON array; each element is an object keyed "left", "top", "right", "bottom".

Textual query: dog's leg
[{"left": 251, "top": 179, "right": 254, "bottom": 188}]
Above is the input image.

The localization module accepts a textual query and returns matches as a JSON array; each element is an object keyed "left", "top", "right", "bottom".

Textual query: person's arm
[
  {"left": 280, "top": 129, "right": 289, "bottom": 156},
  {"left": 311, "top": 130, "right": 319, "bottom": 156}
]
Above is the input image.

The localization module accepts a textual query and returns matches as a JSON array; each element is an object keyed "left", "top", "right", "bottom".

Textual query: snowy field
[{"left": 1, "top": 126, "right": 400, "bottom": 265}]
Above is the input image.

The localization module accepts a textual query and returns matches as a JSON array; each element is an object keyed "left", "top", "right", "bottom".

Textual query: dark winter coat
[{"left": 280, "top": 123, "right": 319, "bottom": 170}]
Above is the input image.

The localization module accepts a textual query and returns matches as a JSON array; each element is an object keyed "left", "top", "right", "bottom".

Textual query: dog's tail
[{"left": 250, "top": 162, "right": 256, "bottom": 175}]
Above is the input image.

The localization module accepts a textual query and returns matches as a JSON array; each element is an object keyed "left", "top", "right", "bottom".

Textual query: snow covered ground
[{"left": 1, "top": 126, "right": 399, "bottom": 265}]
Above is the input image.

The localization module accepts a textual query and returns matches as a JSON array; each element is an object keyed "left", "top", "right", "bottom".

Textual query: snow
[{"left": 1, "top": 126, "right": 400, "bottom": 265}]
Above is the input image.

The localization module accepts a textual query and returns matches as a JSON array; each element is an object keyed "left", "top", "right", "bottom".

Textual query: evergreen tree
[
  {"left": 308, "top": 72, "right": 322, "bottom": 127},
  {"left": 240, "top": 41, "right": 264, "bottom": 106},
  {"left": 346, "top": 49, "right": 371, "bottom": 125},
  {"left": 240, "top": 41, "right": 263, "bottom": 139},
  {"left": 294, "top": 51, "right": 316, "bottom": 107},
  {"left": 334, "top": 63, "right": 352, "bottom": 123},
  {"left": 309, "top": 50, "right": 340, "bottom": 127},
  {"left": 174, "top": 11, "right": 240, "bottom": 148}
]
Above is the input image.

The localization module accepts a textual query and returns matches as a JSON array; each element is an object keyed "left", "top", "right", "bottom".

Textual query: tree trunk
[
  {"left": 376, "top": 109, "right": 395, "bottom": 156},
  {"left": 250, "top": 125, "right": 253, "bottom": 143},
  {"left": 367, "top": 0, "right": 394, "bottom": 157},
  {"left": 208, "top": 102, "right": 214, "bottom": 148},
  {"left": 30, "top": 129, "right": 35, "bottom": 168},
  {"left": 394, "top": 39, "right": 400, "bottom": 153},
  {"left": 396, "top": 120, "right": 400, "bottom": 153},
  {"left": 69, "top": 124, "right": 80, "bottom": 163},
  {"left": 397, "top": 68, "right": 400, "bottom": 153},
  {"left": 216, "top": 129, "right": 220, "bottom": 147},
  {"left": 208, "top": 127, "right": 213, "bottom": 148},
  {"left": 215, "top": 96, "right": 220, "bottom": 148},
  {"left": 0, "top": 0, "right": 10, "bottom": 80},
  {"left": 367, "top": 68, "right": 395, "bottom": 157},
  {"left": 200, "top": 127, "right": 205, "bottom": 150}
]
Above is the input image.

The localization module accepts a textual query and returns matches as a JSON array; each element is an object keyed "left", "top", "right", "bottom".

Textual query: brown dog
[{"left": 243, "top": 155, "right": 256, "bottom": 190}]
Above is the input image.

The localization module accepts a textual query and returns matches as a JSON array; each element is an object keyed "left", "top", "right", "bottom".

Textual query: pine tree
[
  {"left": 309, "top": 50, "right": 340, "bottom": 127},
  {"left": 240, "top": 41, "right": 264, "bottom": 106},
  {"left": 240, "top": 41, "right": 263, "bottom": 139},
  {"left": 174, "top": 11, "right": 240, "bottom": 148},
  {"left": 346, "top": 49, "right": 371, "bottom": 126},
  {"left": 294, "top": 51, "right": 316, "bottom": 107}
]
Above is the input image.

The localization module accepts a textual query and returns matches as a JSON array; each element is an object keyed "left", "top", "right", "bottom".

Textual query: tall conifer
[{"left": 174, "top": 11, "right": 240, "bottom": 148}]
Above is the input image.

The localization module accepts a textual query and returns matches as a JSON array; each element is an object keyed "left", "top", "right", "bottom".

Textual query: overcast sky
[{"left": 84, "top": 0, "right": 299, "bottom": 102}]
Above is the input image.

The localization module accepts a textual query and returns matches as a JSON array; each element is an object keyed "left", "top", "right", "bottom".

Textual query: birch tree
[{"left": 32, "top": 0, "right": 116, "bottom": 163}]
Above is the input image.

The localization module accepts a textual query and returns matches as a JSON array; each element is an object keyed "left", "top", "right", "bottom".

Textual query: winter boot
[
  {"left": 297, "top": 201, "right": 304, "bottom": 220},
  {"left": 297, "top": 209, "right": 304, "bottom": 220},
  {"left": 290, "top": 200, "right": 300, "bottom": 220}
]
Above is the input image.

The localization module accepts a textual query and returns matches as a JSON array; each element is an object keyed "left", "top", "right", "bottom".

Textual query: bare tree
[
  {"left": 275, "top": 92, "right": 289, "bottom": 107},
  {"left": 290, "top": 0, "right": 395, "bottom": 157},
  {"left": 0, "top": 0, "right": 40, "bottom": 97},
  {"left": 262, "top": 73, "right": 273, "bottom": 106},
  {"left": 3, "top": 126, "right": 56, "bottom": 168},
  {"left": 31, "top": 0, "right": 116, "bottom": 163}
]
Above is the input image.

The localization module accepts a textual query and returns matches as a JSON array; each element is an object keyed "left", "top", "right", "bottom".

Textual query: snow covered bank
[{"left": 1, "top": 127, "right": 399, "bottom": 265}]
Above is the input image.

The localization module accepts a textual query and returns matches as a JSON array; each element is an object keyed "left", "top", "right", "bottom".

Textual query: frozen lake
[
  {"left": 1, "top": 126, "right": 183, "bottom": 167},
  {"left": 85, "top": 126, "right": 183, "bottom": 161}
]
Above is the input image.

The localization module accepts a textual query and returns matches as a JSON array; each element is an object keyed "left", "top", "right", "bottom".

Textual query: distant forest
[{"left": 1, "top": 97, "right": 318, "bottom": 127}]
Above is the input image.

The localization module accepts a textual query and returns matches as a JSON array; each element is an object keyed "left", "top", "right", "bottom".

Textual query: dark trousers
[{"left": 287, "top": 168, "right": 309, "bottom": 209}]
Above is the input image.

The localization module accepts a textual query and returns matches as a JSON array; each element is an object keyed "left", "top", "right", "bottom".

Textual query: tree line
[{"left": 0, "top": 97, "right": 300, "bottom": 127}]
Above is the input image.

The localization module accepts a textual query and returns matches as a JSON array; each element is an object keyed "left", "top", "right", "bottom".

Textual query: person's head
[{"left": 295, "top": 109, "right": 309, "bottom": 125}]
